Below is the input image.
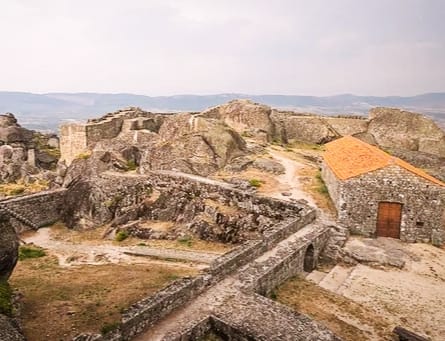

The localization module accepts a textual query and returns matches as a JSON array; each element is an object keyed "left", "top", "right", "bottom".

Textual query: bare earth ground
[
  {"left": 278, "top": 237, "right": 445, "bottom": 341},
  {"left": 276, "top": 277, "right": 394, "bottom": 341},
  {"left": 10, "top": 222, "right": 231, "bottom": 341},
  {"left": 10, "top": 257, "right": 196, "bottom": 341}
]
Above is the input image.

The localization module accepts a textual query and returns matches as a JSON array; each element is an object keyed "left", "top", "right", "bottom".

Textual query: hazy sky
[{"left": 1, "top": 0, "right": 444, "bottom": 96}]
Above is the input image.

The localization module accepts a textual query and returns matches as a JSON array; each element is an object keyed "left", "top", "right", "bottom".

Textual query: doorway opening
[{"left": 304, "top": 244, "right": 315, "bottom": 272}]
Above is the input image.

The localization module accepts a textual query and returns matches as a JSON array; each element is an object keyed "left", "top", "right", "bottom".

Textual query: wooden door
[{"left": 376, "top": 202, "right": 402, "bottom": 238}]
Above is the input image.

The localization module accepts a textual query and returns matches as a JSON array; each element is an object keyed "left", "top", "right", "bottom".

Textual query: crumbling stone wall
[
  {"left": 60, "top": 108, "right": 166, "bottom": 165},
  {"left": 322, "top": 163, "right": 445, "bottom": 245}
]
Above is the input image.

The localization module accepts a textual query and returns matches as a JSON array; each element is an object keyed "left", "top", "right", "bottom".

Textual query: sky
[{"left": 0, "top": 0, "right": 444, "bottom": 96}]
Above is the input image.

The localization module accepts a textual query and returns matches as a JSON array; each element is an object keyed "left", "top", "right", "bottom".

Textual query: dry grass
[
  {"left": 48, "top": 222, "right": 231, "bottom": 254},
  {"left": 286, "top": 141, "right": 325, "bottom": 152},
  {"left": 276, "top": 277, "right": 394, "bottom": 341},
  {"left": 136, "top": 238, "right": 232, "bottom": 254},
  {"left": 298, "top": 166, "right": 336, "bottom": 214},
  {"left": 139, "top": 220, "right": 174, "bottom": 232},
  {"left": 48, "top": 222, "right": 108, "bottom": 244},
  {"left": 233, "top": 168, "right": 281, "bottom": 194},
  {"left": 0, "top": 180, "right": 49, "bottom": 197},
  {"left": 10, "top": 256, "right": 196, "bottom": 341}
]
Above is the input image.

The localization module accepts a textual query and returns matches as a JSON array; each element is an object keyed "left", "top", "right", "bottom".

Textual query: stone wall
[
  {"left": 323, "top": 163, "right": 445, "bottom": 245},
  {"left": 60, "top": 123, "right": 88, "bottom": 165},
  {"left": 0, "top": 189, "right": 67, "bottom": 232},
  {"left": 59, "top": 109, "right": 166, "bottom": 165},
  {"left": 240, "top": 223, "right": 329, "bottom": 296},
  {"left": 321, "top": 163, "right": 341, "bottom": 213},
  {"left": 73, "top": 197, "right": 317, "bottom": 341},
  {"left": 324, "top": 117, "right": 368, "bottom": 137}
]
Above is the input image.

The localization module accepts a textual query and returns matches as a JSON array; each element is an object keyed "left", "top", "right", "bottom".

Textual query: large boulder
[
  {"left": 0, "top": 113, "right": 60, "bottom": 184},
  {"left": 0, "top": 113, "right": 18, "bottom": 129},
  {"left": 200, "top": 99, "right": 277, "bottom": 142},
  {"left": 368, "top": 107, "right": 445, "bottom": 157},
  {"left": 0, "top": 126, "right": 33, "bottom": 144},
  {"left": 0, "top": 213, "right": 19, "bottom": 281},
  {"left": 139, "top": 114, "right": 247, "bottom": 176}
]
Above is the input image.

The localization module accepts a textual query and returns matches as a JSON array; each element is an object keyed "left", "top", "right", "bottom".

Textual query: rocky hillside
[
  {"left": 0, "top": 113, "right": 60, "bottom": 190},
  {"left": 59, "top": 100, "right": 445, "bottom": 187}
]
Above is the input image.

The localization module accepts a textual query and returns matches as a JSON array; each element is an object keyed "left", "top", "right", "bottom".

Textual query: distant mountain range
[{"left": 1, "top": 91, "right": 445, "bottom": 132}]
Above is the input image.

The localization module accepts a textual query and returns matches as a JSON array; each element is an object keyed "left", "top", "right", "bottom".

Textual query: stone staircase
[
  {"left": 0, "top": 203, "right": 39, "bottom": 230},
  {"left": 307, "top": 265, "right": 355, "bottom": 295}
]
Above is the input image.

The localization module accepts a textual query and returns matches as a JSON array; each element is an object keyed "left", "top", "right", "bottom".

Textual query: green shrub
[
  {"left": 315, "top": 171, "right": 329, "bottom": 195},
  {"left": 0, "top": 280, "right": 13, "bottom": 316},
  {"left": 126, "top": 160, "right": 137, "bottom": 171},
  {"left": 177, "top": 235, "right": 193, "bottom": 247},
  {"left": 77, "top": 152, "right": 91, "bottom": 160},
  {"left": 115, "top": 231, "right": 129, "bottom": 242},
  {"left": 100, "top": 322, "right": 120, "bottom": 335},
  {"left": 9, "top": 186, "right": 25, "bottom": 196},
  {"left": 104, "top": 195, "right": 123, "bottom": 209},
  {"left": 269, "top": 289, "right": 277, "bottom": 300},
  {"left": 19, "top": 246, "right": 46, "bottom": 260},
  {"left": 249, "top": 178, "right": 263, "bottom": 188}
]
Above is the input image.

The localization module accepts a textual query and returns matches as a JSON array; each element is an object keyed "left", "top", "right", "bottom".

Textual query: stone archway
[{"left": 303, "top": 244, "right": 315, "bottom": 272}]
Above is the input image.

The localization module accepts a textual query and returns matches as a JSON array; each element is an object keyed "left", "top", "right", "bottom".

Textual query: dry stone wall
[
  {"left": 0, "top": 189, "right": 67, "bottom": 232},
  {"left": 73, "top": 187, "right": 320, "bottom": 341}
]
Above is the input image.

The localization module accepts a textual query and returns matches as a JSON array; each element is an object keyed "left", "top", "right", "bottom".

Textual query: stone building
[{"left": 322, "top": 136, "right": 445, "bottom": 245}]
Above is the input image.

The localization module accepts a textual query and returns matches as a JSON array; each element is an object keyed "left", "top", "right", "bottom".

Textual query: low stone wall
[
  {"left": 151, "top": 171, "right": 305, "bottom": 219},
  {"left": 120, "top": 276, "right": 206, "bottom": 339},
  {"left": 162, "top": 316, "right": 212, "bottom": 341},
  {"left": 0, "top": 189, "right": 67, "bottom": 232},
  {"left": 74, "top": 203, "right": 316, "bottom": 340},
  {"left": 206, "top": 239, "right": 265, "bottom": 283},
  {"left": 240, "top": 224, "right": 330, "bottom": 296}
]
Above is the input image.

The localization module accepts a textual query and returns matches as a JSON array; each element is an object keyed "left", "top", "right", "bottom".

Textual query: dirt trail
[
  {"left": 22, "top": 228, "right": 217, "bottom": 269},
  {"left": 266, "top": 149, "right": 317, "bottom": 206}
]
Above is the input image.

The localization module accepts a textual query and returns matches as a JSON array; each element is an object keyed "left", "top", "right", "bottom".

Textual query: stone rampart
[
  {"left": 0, "top": 189, "right": 67, "bottom": 232},
  {"left": 73, "top": 197, "right": 317, "bottom": 341},
  {"left": 60, "top": 109, "right": 169, "bottom": 165}
]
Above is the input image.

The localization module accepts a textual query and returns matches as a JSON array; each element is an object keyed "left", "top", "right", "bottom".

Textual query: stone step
[
  {"left": 305, "top": 270, "right": 329, "bottom": 284},
  {"left": 318, "top": 264, "right": 355, "bottom": 294}
]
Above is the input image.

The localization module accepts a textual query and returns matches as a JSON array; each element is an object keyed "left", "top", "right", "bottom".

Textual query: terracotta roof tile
[{"left": 323, "top": 136, "right": 445, "bottom": 187}]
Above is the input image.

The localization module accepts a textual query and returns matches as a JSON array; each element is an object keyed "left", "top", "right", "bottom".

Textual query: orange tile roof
[{"left": 323, "top": 136, "right": 445, "bottom": 187}]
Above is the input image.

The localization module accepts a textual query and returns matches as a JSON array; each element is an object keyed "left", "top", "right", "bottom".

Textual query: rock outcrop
[
  {"left": 0, "top": 113, "right": 60, "bottom": 184},
  {"left": 200, "top": 99, "right": 277, "bottom": 142},
  {"left": 139, "top": 113, "right": 247, "bottom": 176},
  {"left": 0, "top": 314, "right": 25, "bottom": 341},
  {"left": 368, "top": 107, "right": 445, "bottom": 157},
  {"left": 0, "top": 213, "right": 18, "bottom": 281}
]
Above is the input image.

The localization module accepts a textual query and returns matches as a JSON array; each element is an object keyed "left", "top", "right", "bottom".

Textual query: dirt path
[
  {"left": 22, "top": 228, "right": 217, "bottom": 269},
  {"left": 267, "top": 148, "right": 317, "bottom": 206}
]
